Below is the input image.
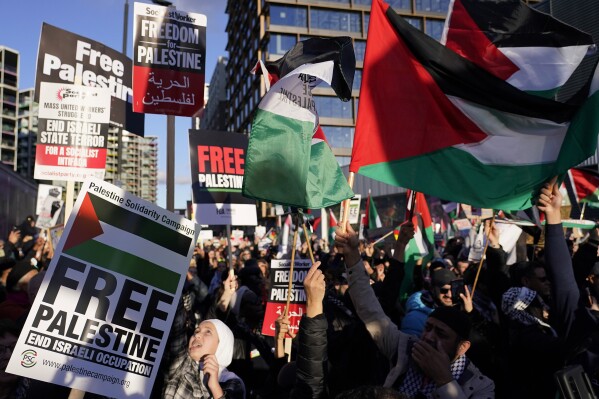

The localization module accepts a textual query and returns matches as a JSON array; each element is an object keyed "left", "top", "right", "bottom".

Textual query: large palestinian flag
[
  {"left": 243, "top": 37, "right": 355, "bottom": 209},
  {"left": 442, "top": 0, "right": 593, "bottom": 97},
  {"left": 569, "top": 168, "right": 599, "bottom": 208},
  {"left": 350, "top": 0, "right": 599, "bottom": 211}
]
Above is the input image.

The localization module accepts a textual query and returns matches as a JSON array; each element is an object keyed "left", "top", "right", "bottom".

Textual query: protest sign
[
  {"left": 133, "top": 2, "right": 206, "bottom": 116},
  {"left": 189, "top": 130, "right": 257, "bottom": 225},
  {"left": 339, "top": 194, "right": 362, "bottom": 225},
  {"left": 34, "top": 82, "right": 111, "bottom": 182},
  {"left": 230, "top": 229, "right": 244, "bottom": 246},
  {"left": 48, "top": 225, "right": 65, "bottom": 253},
  {"left": 35, "top": 23, "right": 144, "bottom": 135},
  {"left": 6, "top": 178, "right": 197, "bottom": 398},
  {"left": 261, "top": 259, "right": 312, "bottom": 337},
  {"left": 36, "top": 184, "right": 64, "bottom": 228}
]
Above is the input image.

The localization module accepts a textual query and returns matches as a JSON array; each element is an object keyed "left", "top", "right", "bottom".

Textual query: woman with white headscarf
[{"left": 163, "top": 298, "right": 246, "bottom": 399}]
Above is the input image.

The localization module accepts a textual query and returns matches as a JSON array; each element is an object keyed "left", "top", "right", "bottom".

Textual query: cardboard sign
[
  {"left": 340, "top": 194, "right": 361, "bottom": 224},
  {"left": 35, "top": 23, "right": 144, "bottom": 135},
  {"left": 36, "top": 184, "right": 64, "bottom": 228},
  {"left": 34, "top": 82, "right": 111, "bottom": 182},
  {"left": 7, "top": 178, "right": 197, "bottom": 398},
  {"left": 133, "top": 2, "right": 206, "bottom": 116},
  {"left": 261, "top": 259, "right": 311, "bottom": 337},
  {"left": 189, "top": 130, "right": 257, "bottom": 225}
]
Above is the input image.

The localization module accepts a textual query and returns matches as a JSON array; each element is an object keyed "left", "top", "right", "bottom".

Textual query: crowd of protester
[{"left": 1, "top": 182, "right": 599, "bottom": 398}]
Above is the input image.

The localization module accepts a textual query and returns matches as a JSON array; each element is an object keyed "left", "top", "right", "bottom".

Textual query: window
[
  {"left": 353, "top": 0, "right": 371, "bottom": 5},
  {"left": 314, "top": 95, "right": 353, "bottom": 119},
  {"left": 270, "top": 5, "right": 308, "bottom": 27},
  {"left": 364, "top": 13, "right": 370, "bottom": 32},
  {"left": 415, "top": 0, "right": 450, "bottom": 13},
  {"left": 405, "top": 17, "right": 422, "bottom": 30},
  {"left": 354, "top": 40, "right": 366, "bottom": 62},
  {"left": 336, "top": 156, "right": 351, "bottom": 166},
  {"left": 269, "top": 34, "right": 297, "bottom": 55},
  {"left": 353, "top": 70, "right": 362, "bottom": 91},
  {"left": 310, "top": 9, "right": 362, "bottom": 33},
  {"left": 321, "top": 126, "right": 354, "bottom": 148},
  {"left": 388, "top": 0, "right": 411, "bottom": 10},
  {"left": 425, "top": 19, "right": 444, "bottom": 41}
]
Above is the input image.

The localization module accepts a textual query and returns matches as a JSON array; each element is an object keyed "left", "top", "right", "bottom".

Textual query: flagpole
[
  {"left": 302, "top": 223, "right": 316, "bottom": 263},
  {"left": 471, "top": 214, "right": 495, "bottom": 298},
  {"left": 285, "top": 214, "right": 299, "bottom": 314},
  {"left": 580, "top": 202, "right": 587, "bottom": 219},
  {"left": 407, "top": 190, "right": 417, "bottom": 221},
  {"left": 340, "top": 172, "right": 355, "bottom": 233},
  {"left": 372, "top": 230, "right": 394, "bottom": 246}
]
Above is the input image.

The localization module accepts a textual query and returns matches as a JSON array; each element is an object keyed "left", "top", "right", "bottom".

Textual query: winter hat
[
  {"left": 431, "top": 268, "right": 456, "bottom": 288},
  {"left": 501, "top": 286, "right": 556, "bottom": 335},
  {"left": 204, "top": 319, "right": 234, "bottom": 374},
  {"left": 428, "top": 306, "right": 471, "bottom": 340}
]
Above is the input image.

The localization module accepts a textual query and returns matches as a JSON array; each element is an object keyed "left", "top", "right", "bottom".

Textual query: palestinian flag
[
  {"left": 400, "top": 191, "right": 434, "bottom": 299},
  {"left": 350, "top": 0, "right": 599, "bottom": 211},
  {"left": 569, "top": 168, "right": 599, "bottom": 207},
  {"left": 63, "top": 188, "right": 194, "bottom": 295},
  {"left": 441, "top": 201, "right": 461, "bottom": 220},
  {"left": 365, "top": 192, "right": 382, "bottom": 229},
  {"left": 442, "top": 0, "right": 593, "bottom": 97},
  {"left": 243, "top": 37, "right": 355, "bottom": 209},
  {"left": 328, "top": 209, "right": 338, "bottom": 243}
]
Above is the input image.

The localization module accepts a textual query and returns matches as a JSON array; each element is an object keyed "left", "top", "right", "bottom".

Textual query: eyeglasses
[{"left": 439, "top": 287, "right": 451, "bottom": 294}]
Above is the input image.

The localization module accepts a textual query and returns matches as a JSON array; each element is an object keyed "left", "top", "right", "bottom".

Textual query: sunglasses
[{"left": 439, "top": 287, "right": 451, "bottom": 294}]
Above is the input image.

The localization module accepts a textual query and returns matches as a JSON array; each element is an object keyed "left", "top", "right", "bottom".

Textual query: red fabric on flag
[
  {"left": 349, "top": 0, "right": 487, "bottom": 173},
  {"left": 444, "top": 0, "right": 519, "bottom": 80},
  {"left": 570, "top": 168, "right": 599, "bottom": 201}
]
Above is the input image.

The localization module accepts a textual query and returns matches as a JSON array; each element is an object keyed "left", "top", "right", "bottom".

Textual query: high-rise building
[
  {"left": 104, "top": 131, "right": 158, "bottom": 203},
  {"left": 225, "top": 0, "right": 539, "bottom": 166},
  {"left": 201, "top": 56, "right": 229, "bottom": 131},
  {"left": 0, "top": 46, "right": 19, "bottom": 171},
  {"left": 17, "top": 88, "right": 37, "bottom": 180}
]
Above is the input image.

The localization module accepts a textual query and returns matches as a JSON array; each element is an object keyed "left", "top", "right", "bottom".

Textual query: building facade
[
  {"left": 0, "top": 46, "right": 19, "bottom": 171},
  {"left": 104, "top": 131, "right": 158, "bottom": 203},
  {"left": 225, "top": 0, "right": 539, "bottom": 166},
  {"left": 201, "top": 56, "right": 229, "bottom": 131},
  {"left": 17, "top": 88, "right": 37, "bottom": 180}
]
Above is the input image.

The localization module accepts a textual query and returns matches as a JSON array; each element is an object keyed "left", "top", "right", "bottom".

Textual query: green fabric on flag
[
  {"left": 64, "top": 240, "right": 180, "bottom": 294},
  {"left": 243, "top": 59, "right": 354, "bottom": 210},
  {"left": 368, "top": 196, "right": 382, "bottom": 229}
]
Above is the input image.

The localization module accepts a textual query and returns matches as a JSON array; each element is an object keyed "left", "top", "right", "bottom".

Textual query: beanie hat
[
  {"left": 204, "top": 319, "right": 234, "bottom": 374},
  {"left": 428, "top": 306, "right": 471, "bottom": 340},
  {"left": 431, "top": 268, "right": 456, "bottom": 288}
]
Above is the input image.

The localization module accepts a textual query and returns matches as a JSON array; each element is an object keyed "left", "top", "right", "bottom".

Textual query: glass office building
[{"left": 225, "top": 0, "right": 539, "bottom": 166}]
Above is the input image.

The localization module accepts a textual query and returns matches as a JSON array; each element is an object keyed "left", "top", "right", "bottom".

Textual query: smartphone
[{"left": 450, "top": 279, "right": 465, "bottom": 304}]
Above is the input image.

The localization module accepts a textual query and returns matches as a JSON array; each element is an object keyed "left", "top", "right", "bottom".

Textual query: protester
[
  {"left": 163, "top": 298, "right": 246, "bottom": 399},
  {"left": 335, "top": 222, "right": 494, "bottom": 398}
]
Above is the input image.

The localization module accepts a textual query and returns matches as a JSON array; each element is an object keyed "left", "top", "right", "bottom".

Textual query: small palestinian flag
[{"left": 569, "top": 168, "right": 599, "bottom": 208}]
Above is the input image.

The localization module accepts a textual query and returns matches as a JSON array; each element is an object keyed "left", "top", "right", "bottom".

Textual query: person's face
[
  {"left": 257, "top": 261, "right": 268, "bottom": 277},
  {"left": 241, "top": 251, "right": 251, "bottom": 261},
  {"left": 420, "top": 318, "right": 463, "bottom": 361},
  {"left": 0, "top": 332, "right": 19, "bottom": 386},
  {"left": 525, "top": 267, "right": 551, "bottom": 298},
  {"left": 456, "top": 261, "right": 469, "bottom": 276},
  {"left": 435, "top": 284, "right": 453, "bottom": 307},
  {"left": 188, "top": 321, "right": 219, "bottom": 362}
]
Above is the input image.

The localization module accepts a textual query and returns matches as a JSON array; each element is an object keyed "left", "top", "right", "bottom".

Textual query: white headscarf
[{"left": 204, "top": 319, "right": 234, "bottom": 375}]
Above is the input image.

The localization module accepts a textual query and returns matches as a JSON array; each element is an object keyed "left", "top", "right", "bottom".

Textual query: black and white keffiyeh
[
  {"left": 501, "top": 286, "right": 556, "bottom": 336},
  {"left": 399, "top": 353, "right": 467, "bottom": 398}
]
